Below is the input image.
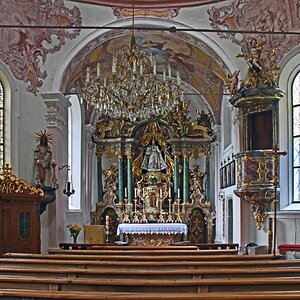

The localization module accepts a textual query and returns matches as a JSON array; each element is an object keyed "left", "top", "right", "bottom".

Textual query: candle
[
  {"left": 168, "top": 64, "right": 172, "bottom": 79},
  {"left": 134, "top": 188, "right": 137, "bottom": 198},
  {"left": 125, "top": 187, "right": 127, "bottom": 199},
  {"left": 96, "top": 62, "right": 100, "bottom": 77},
  {"left": 112, "top": 57, "right": 117, "bottom": 73},
  {"left": 177, "top": 188, "right": 180, "bottom": 199},
  {"left": 168, "top": 187, "right": 171, "bottom": 198},
  {"left": 153, "top": 60, "right": 156, "bottom": 75},
  {"left": 176, "top": 70, "right": 181, "bottom": 86},
  {"left": 140, "top": 64, "right": 143, "bottom": 75},
  {"left": 86, "top": 67, "right": 90, "bottom": 83}
]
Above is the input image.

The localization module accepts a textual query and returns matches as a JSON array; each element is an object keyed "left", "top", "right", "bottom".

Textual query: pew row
[
  {"left": 1, "top": 265, "right": 300, "bottom": 279},
  {"left": 4, "top": 252, "right": 279, "bottom": 261},
  {"left": 0, "top": 275, "right": 300, "bottom": 293},
  {"left": 47, "top": 248, "right": 239, "bottom": 256},
  {"left": 0, "top": 257, "right": 298, "bottom": 270},
  {"left": 1, "top": 289, "right": 300, "bottom": 299}
]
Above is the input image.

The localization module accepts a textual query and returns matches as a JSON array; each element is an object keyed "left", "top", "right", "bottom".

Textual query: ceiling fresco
[
  {"left": 0, "top": 1, "right": 81, "bottom": 94},
  {"left": 208, "top": 0, "right": 300, "bottom": 63},
  {"left": 63, "top": 29, "right": 227, "bottom": 124}
]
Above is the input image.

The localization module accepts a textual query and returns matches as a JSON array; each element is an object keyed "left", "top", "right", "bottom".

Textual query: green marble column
[
  {"left": 173, "top": 151, "right": 180, "bottom": 200},
  {"left": 205, "top": 159, "right": 210, "bottom": 201},
  {"left": 117, "top": 152, "right": 124, "bottom": 203},
  {"left": 127, "top": 153, "right": 133, "bottom": 203},
  {"left": 96, "top": 152, "right": 103, "bottom": 202},
  {"left": 183, "top": 152, "right": 190, "bottom": 202}
]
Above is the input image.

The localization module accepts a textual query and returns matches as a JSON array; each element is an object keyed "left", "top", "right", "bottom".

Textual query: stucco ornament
[{"left": 0, "top": 1, "right": 81, "bottom": 94}]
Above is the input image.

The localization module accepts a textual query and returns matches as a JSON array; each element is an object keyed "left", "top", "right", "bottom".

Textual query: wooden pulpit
[{"left": 0, "top": 164, "right": 44, "bottom": 255}]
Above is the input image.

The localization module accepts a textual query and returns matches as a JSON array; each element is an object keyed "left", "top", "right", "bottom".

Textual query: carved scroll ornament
[{"left": 0, "top": 1, "right": 81, "bottom": 94}]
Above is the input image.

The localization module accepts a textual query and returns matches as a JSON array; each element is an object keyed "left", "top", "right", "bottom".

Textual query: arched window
[
  {"left": 68, "top": 94, "right": 82, "bottom": 210},
  {"left": 292, "top": 72, "right": 300, "bottom": 203},
  {"left": 0, "top": 81, "right": 4, "bottom": 170}
]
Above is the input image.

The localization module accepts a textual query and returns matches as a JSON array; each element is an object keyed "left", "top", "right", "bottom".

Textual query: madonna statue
[{"left": 141, "top": 140, "right": 167, "bottom": 172}]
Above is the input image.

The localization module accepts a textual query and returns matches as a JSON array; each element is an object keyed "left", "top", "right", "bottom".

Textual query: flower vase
[{"left": 72, "top": 235, "right": 78, "bottom": 244}]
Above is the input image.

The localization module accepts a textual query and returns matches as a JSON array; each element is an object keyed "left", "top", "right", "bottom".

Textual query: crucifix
[{"left": 265, "top": 143, "right": 287, "bottom": 256}]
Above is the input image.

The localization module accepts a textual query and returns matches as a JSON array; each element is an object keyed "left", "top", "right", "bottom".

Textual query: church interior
[{"left": 1, "top": 0, "right": 300, "bottom": 298}]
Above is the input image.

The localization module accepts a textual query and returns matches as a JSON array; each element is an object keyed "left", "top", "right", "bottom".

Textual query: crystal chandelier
[{"left": 81, "top": 6, "right": 184, "bottom": 122}]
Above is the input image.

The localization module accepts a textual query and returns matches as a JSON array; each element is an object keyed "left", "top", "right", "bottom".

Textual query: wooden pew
[
  {"left": 88, "top": 243, "right": 239, "bottom": 251},
  {"left": 4, "top": 252, "right": 278, "bottom": 261},
  {"left": 1, "top": 265, "right": 300, "bottom": 280},
  {"left": 60, "top": 244, "right": 199, "bottom": 250},
  {"left": 0, "top": 275, "right": 300, "bottom": 293},
  {"left": 278, "top": 244, "right": 300, "bottom": 255},
  {"left": 47, "top": 248, "right": 239, "bottom": 256},
  {"left": 1, "top": 289, "right": 300, "bottom": 299},
  {"left": 1, "top": 256, "right": 298, "bottom": 271}
]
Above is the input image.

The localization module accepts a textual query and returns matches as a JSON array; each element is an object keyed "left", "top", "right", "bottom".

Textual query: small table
[{"left": 117, "top": 223, "right": 188, "bottom": 246}]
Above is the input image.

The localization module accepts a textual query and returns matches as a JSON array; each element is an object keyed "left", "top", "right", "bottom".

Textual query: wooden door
[{"left": 9, "top": 199, "right": 41, "bottom": 253}]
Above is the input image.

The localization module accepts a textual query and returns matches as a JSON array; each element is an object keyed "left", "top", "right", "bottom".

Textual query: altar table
[{"left": 117, "top": 223, "right": 188, "bottom": 246}]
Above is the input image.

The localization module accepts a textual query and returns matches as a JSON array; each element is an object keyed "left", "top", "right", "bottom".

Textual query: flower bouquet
[{"left": 67, "top": 224, "right": 82, "bottom": 243}]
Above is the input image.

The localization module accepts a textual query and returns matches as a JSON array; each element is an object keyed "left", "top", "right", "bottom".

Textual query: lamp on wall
[
  {"left": 59, "top": 165, "right": 75, "bottom": 197},
  {"left": 219, "top": 191, "right": 225, "bottom": 201},
  {"left": 81, "top": 1, "right": 184, "bottom": 122}
]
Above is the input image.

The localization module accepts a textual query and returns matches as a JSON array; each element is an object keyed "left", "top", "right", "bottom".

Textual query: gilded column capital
[
  {"left": 173, "top": 151, "right": 181, "bottom": 159},
  {"left": 116, "top": 150, "right": 123, "bottom": 160},
  {"left": 95, "top": 151, "right": 104, "bottom": 159},
  {"left": 182, "top": 149, "right": 192, "bottom": 160},
  {"left": 125, "top": 151, "right": 132, "bottom": 161}
]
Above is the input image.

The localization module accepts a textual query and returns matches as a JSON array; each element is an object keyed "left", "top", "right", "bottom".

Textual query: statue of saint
[
  {"left": 34, "top": 130, "right": 55, "bottom": 187},
  {"left": 141, "top": 140, "right": 167, "bottom": 172}
]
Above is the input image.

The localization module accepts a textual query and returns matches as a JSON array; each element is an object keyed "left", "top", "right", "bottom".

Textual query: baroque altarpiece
[{"left": 91, "top": 100, "right": 216, "bottom": 243}]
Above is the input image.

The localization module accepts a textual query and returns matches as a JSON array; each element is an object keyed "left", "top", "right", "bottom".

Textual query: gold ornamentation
[
  {"left": 225, "top": 70, "right": 240, "bottom": 95},
  {"left": 103, "top": 164, "right": 118, "bottom": 204},
  {"left": 236, "top": 37, "right": 280, "bottom": 89},
  {"left": 187, "top": 110, "right": 215, "bottom": 140},
  {"left": 0, "top": 164, "right": 44, "bottom": 196},
  {"left": 190, "top": 165, "right": 205, "bottom": 203}
]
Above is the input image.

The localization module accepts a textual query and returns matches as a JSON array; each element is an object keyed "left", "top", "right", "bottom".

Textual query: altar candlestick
[
  {"left": 125, "top": 187, "right": 127, "bottom": 199},
  {"left": 96, "top": 62, "right": 100, "bottom": 77},
  {"left": 168, "top": 187, "right": 171, "bottom": 198},
  {"left": 134, "top": 188, "right": 137, "bottom": 198},
  {"left": 160, "top": 189, "right": 163, "bottom": 199}
]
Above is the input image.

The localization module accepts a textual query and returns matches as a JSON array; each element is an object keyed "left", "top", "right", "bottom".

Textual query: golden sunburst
[{"left": 34, "top": 130, "right": 53, "bottom": 144}]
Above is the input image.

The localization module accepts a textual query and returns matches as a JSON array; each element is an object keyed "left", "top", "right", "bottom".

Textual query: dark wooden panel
[{"left": 248, "top": 111, "right": 273, "bottom": 150}]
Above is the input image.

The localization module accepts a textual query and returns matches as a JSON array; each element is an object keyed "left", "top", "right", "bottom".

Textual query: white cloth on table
[{"left": 117, "top": 223, "right": 188, "bottom": 236}]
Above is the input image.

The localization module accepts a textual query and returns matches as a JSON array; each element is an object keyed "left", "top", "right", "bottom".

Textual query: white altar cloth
[{"left": 117, "top": 223, "right": 188, "bottom": 236}]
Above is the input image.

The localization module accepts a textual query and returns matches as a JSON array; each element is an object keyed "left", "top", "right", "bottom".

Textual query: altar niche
[{"left": 91, "top": 109, "right": 216, "bottom": 244}]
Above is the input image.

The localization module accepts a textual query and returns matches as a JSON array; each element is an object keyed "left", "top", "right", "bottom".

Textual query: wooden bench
[
  {"left": 1, "top": 265, "right": 300, "bottom": 280},
  {"left": 1, "top": 256, "right": 297, "bottom": 270},
  {"left": 47, "top": 248, "right": 239, "bottom": 256},
  {"left": 1, "top": 275, "right": 300, "bottom": 293},
  {"left": 278, "top": 244, "right": 300, "bottom": 255},
  {"left": 1, "top": 289, "right": 300, "bottom": 299},
  {"left": 60, "top": 244, "right": 199, "bottom": 250},
  {"left": 88, "top": 243, "right": 239, "bottom": 251},
  {"left": 6, "top": 252, "right": 280, "bottom": 262}
]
